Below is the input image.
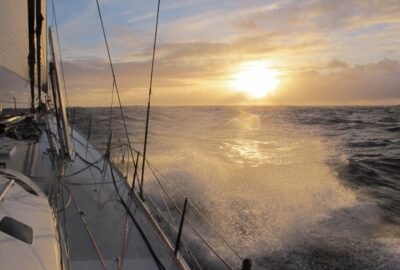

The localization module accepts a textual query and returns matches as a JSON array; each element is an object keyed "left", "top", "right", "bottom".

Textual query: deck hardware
[
  {"left": 85, "top": 114, "right": 92, "bottom": 155},
  {"left": 0, "top": 216, "right": 33, "bottom": 244},
  {"left": 242, "top": 258, "right": 252, "bottom": 270},
  {"left": 103, "top": 130, "right": 113, "bottom": 173}
]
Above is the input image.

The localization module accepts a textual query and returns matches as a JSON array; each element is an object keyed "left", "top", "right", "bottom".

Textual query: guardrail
[
  {"left": 108, "top": 143, "right": 251, "bottom": 270},
  {"left": 70, "top": 108, "right": 252, "bottom": 270}
]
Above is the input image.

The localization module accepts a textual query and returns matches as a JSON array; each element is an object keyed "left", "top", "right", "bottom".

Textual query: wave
[{"left": 70, "top": 105, "right": 400, "bottom": 269}]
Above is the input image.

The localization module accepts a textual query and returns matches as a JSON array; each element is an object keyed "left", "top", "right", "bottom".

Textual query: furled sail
[{"left": 0, "top": 0, "right": 47, "bottom": 91}]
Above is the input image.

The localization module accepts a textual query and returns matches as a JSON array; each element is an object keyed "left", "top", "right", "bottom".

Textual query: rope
[
  {"left": 61, "top": 155, "right": 105, "bottom": 177},
  {"left": 108, "top": 156, "right": 166, "bottom": 270},
  {"left": 65, "top": 183, "right": 109, "bottom": 270},
  {"left": 140, "top": 0, "right": 161, "bottom": 196},
  {"left": 76, "top": 152, "right": 104, "bottom": 173}
]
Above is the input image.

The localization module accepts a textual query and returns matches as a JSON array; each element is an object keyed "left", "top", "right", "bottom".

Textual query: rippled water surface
[{"left": 72, "top": 106, "right": 400, "bottom": 269}]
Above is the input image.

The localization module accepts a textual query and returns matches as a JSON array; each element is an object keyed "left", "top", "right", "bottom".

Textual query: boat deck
[{"left": 1, "top": 116, "right": 186, "bottom": 270}]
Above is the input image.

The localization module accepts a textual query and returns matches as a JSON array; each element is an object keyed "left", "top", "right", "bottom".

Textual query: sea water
[{"left": 72, "top": 106, "right": 400, "bottom": 269}]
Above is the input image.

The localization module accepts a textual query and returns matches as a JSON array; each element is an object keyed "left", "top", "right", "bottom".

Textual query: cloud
[
  {"left": 326, "top": 59, "right": 348, "bottom": 69},
  {"left": 1, "top": 0, "right": 399, "bottom": 106},
  {"left": 270, "top": 59, "right": 400, "bottom": 105},
  {"left": 52, "top": 56, "right": 400, "bottom": 106},
  {"left": 232, "top": 0, "right": 400, "bottom": 33}
]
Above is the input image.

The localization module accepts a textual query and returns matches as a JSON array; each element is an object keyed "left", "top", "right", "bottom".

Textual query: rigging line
[
  {"left": 58, "top": 179, "right": 72, "bottom": 270},
  {"left": 71, "top": 134, "right": 235, "bottom": 264},
  {"left": 56, "top": 185, "right": 72, "bottom": 213},
  {"left": 62, "top": 182, "right": 109, "bottom": 270},
  {"left": 140, "top": 0, "right": 161, "bottom": 198},
  {"left": 146, "top": 160, "right": 187, "bottom": 199},
  {"left": 72, "top": 135, "right": 136, "bottom": 154},
  {"left": 147, "top": 155, "right": 244, "bottom": 262},
  {"left": 146, "top": 195, "right": 203, "bottom": 270},
  {"left": 145, "top": 162, "right": 238, "bottom": 268},
  {"left": 125, "top": 147, "right": 130, "bottom": 178},
  {"left": 120, "top": 147, "right": 136, "bottom": 268},
  {"left": 75, "top": 152, "right": 104, "bottom": 173},
  {"left": 119, "top": 216, "right": 128, "bottom": 267},
  {"left": 188, "top": 200, "right": 243, "bottom": 261},
  {"left": 120, "top": 199, "right": 140, "bottom": 270},
  {"left": 53, "top": 182, "right": 65, "bottom": 270},
  {"left": 61, "top": 155, "right": 105, "bottom": 177},
  {"left": 180, "top": 211, "right": 234, "bottom": 270},
  {"left": 108, "top": 80, "right": 115, "bottom": 133},
  {"left": 108, "top": 155, "right": 166, "bottom": 270},
  {"left": 147, "top": 188, "right": 203, "bottom": 270},
  {"left": 51, "top": 0, "right": 70, "bottom": 109},
  {"left": 119, "top": 209, "right": 129, "bottom": 270},
  {"left": 94, "top": 0, "right": 139, "bottom": 181}
]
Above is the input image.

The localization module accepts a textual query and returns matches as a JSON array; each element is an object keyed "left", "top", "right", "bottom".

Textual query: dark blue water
[{"left": 72, "top": 106, "right": 400, "bottom": 269}]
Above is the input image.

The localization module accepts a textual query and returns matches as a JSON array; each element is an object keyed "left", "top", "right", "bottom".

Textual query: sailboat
[{"left": 0, "top": 1, "right": 251, "bottom": 270}]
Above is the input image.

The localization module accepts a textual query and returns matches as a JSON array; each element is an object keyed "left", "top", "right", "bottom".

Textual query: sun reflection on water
[{"left": 222, "top": 139, "right": 295, "bottom": 167}]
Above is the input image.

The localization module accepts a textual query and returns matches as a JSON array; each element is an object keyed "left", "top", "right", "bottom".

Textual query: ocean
[{"left": 71, "top": 106, "right": 400, "bottom": 270}]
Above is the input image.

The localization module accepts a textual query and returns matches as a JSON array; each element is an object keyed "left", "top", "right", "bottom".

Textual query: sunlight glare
[{"left": 230, "top": 61, "right": 280, "bottom": 98}]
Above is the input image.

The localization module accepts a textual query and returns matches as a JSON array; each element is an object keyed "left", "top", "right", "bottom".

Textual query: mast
[
  {"left": 48, "top": 28, "right": 73, "bottom": 158},
  {"left": 36, "top": 0, "right": 44, "bottom": 104},
  {"left": 27, "top": 0, "right": 36, "bottom": 112}
]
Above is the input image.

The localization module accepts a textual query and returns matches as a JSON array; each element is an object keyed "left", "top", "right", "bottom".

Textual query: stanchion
[
  {"left": 174, "top": 197, "right": 188, "bottom": 257},
  {"left": 242, "top": 258, "right": 252, "bottom": 270}
]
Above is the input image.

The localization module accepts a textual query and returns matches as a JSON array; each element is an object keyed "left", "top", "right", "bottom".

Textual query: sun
[{"left": 229, "top": 61, "right": 280, "bottom": 98}]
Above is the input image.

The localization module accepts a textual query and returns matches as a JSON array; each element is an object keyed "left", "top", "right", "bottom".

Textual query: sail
[{"left": 0, "top": 0, "right": 47, "bottom": 91}]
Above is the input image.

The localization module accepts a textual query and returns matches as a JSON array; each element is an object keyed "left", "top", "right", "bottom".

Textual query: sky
[{"left": 1, "top": 0, "right": 400, "bottom": 106}]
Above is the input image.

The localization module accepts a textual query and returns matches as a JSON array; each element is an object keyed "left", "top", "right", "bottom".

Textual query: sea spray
[{"left": 72, "top": 106, "right": 400, "bottom": 269}]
